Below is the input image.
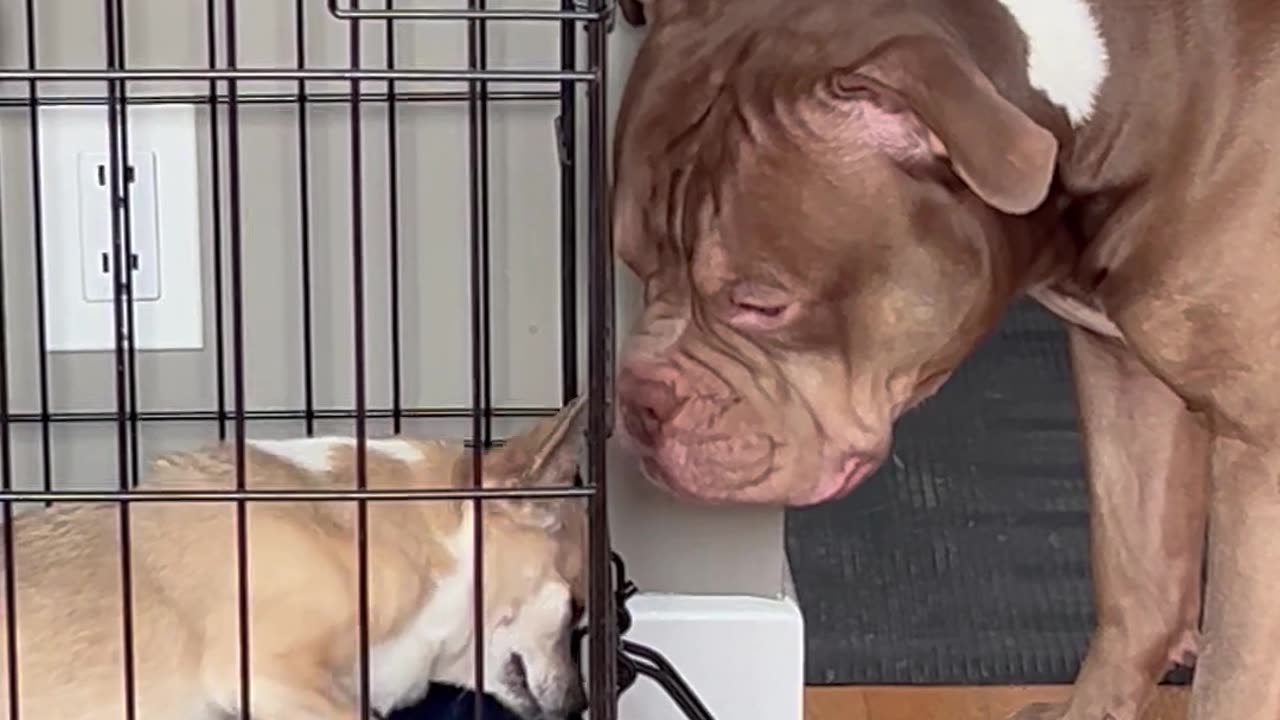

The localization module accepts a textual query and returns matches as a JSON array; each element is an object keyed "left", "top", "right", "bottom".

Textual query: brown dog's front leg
[
  {"left": 1185, "top": 438, "right": 1280, "bottom": 719},
  {"left": 1013, "top": 326, "right": 1210, "bottom": 720}
]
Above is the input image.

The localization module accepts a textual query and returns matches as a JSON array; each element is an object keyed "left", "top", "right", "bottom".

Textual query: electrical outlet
[
  {"left": 77, "top": 150, "right": 161, "bottom": 303},
  {"left": 38, "top": 104, "right": 202, "bottom": 352}
]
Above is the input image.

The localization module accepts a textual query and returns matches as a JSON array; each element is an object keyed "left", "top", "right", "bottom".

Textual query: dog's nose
[
  {"left": 616, "top": 367, "right": 686, "bottom": 447},
  {"left": 619, "top": 372, "right": 684, "bottom": 422}
]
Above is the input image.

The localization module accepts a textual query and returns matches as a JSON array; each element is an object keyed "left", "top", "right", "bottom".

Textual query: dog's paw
[{"left": 1006, "top": 703, "right": 1069, "bottom": 720}]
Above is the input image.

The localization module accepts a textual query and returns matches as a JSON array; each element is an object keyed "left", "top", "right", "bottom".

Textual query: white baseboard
[{"left": 597, "top": 584, "right": 805, "bottom": 720}]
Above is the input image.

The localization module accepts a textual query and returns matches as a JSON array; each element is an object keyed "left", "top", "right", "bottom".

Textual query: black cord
[{"left": 570, "top": 552, "right": 717, "bottom": 720}]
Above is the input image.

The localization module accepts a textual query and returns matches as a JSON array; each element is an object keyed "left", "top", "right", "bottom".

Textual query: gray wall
[{"left": 0, "top": 0, "right": 785, "bottom": 597}]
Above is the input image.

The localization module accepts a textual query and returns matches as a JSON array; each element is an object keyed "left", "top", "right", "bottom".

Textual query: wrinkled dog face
[{"left": 612, "top": 0, "right": 1060, "bottom": 506}]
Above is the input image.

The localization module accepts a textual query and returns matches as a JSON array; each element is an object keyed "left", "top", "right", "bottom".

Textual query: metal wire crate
[{"left": 0, "top": 0, "right": 696, "bottom": 717}]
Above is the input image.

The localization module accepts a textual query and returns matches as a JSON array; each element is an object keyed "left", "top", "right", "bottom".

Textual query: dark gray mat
[{"left": 786, "top": 300, "right": 1100, "bottom": 686}]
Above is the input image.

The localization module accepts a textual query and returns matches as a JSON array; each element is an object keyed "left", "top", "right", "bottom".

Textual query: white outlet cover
[
  {"left": 37, "top": 104, "right": 203, "bottom": 352},
  {"left": 76, "top": 149, "right": 162, "bottom": 304}
]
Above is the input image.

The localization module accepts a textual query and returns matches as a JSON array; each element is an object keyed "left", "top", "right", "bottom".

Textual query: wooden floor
[{"left": 804, "top": 686, "right": 1190, "bottom": 720}]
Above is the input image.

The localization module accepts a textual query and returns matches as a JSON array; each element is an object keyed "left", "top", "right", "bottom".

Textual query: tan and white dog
[{"left": 0, "top": 397, "right": 591, "bottom": 720}]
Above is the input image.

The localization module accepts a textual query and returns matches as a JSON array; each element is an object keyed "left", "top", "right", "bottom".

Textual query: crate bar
[
  {"left": 206, "top": 0, "right": 228, "bottom": 442},
  {"left": 109, "top": 0, "right": 144, "bottom": 492},
  {"left": 23, "top": 0, "right": 54, "bottom": 502},
  {"left": 221, "top": 0, "right": 254, "bottom": 712},
  {"left": 2, "top": 405, "right": 560, "bottom": 423},
  {"left": 0, "top": 486, "right": 595, "bottom": 503},
  {"left": 296, "top": 0, "right": 317, "bottom": 437},
  {"left": 346, "top": 1, "right": 375, "bottom": 717},
  {"left": 0, "top": 89, "right": 559, "bottom": 108},
  {"left": 559, "top": 0, "right": 578, "bottom": 405},
  {"left": 386, "top": 0, "right": 404, "bottom": 435},
  {"left": 327, "top": 3, "right": 605, "bottom": 21},
  {"left": 585, "top": 0, "right": 618, "bottom": 715},
  {"left": 466, "top": 0, "right": 493, "bottom": 715},
  {"left": 0, "top": 68, "right": 595, "bottom": 81},
  {"left": 0, "top": 75, "right": 20, "bottom": 720},
  {"left": 102, "top": 0, "right": 141, "bottom": 714}
]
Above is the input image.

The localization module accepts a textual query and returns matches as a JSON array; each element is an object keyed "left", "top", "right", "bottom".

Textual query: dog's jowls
[{"left": 0, "top": 397, "right": 591, "bottom": 720}]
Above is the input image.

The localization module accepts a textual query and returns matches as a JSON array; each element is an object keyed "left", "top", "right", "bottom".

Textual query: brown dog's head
[{"left": 612, "top": 0, "right": 1062, "bottom": 506}]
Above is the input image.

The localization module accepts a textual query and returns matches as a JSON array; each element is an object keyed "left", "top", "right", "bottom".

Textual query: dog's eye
[
  {"left": 726, "top": 283, "right": 798, "bottom": 331},
  {"left": 734, "top": 299, "right": 788, "bottom": 317}
]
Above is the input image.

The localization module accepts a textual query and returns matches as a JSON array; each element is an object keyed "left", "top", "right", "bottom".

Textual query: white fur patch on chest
[
  {"left": 248, "top": 436, "right": 424, "bottom": 474},
  {"left": 994, "top": 0, "right": 1110, "bottom": 126},
  {"left": 365, "top": 514, "right": 475, "bottom": 714}
]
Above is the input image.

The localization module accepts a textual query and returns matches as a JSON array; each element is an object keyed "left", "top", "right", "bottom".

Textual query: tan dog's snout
[{"left": 491, "top": 630, "right": 588, "bottom": 719}]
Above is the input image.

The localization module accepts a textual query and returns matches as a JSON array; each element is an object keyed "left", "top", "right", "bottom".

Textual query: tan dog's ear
[
  {"left": 479, "top": 396, "right": 588, "bottom": 529},
  {"left": 831, "top": 35, "right": 1059, "bottom": 215},
  {"left": 485, "top": 395, "right": 587, "bottom": 487}
]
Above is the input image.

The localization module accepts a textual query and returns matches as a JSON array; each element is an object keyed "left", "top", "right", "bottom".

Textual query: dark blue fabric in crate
[{"left": 386, "top": 686, "right": 521, "bottom": 720}]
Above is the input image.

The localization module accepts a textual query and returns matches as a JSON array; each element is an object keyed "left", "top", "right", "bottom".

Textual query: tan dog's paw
[{"left": 1006, "top": 703, "right": 1068, "bottom": 720}]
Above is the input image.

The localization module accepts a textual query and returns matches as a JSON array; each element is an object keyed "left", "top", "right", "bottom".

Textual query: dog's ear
[
  {"left": 829, "top": 35, "right": 1059, "bottom": 215},
  {"left": 479, "top": 396, "right": 588, "bottom": 530},
  {"left": 486, "top": 395, "right": 587, "bottom": 488}
]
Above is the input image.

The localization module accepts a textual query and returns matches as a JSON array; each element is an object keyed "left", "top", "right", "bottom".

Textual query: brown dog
[
  {"left": 0, "top": 398, "right": 590, "bottom": 719},
  {"left": 609, "top": 0, "right": 1280, "bottom": 718}
]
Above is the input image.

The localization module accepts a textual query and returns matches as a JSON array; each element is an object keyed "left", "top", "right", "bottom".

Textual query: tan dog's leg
[
  {"left": 1184, "top": 439, "right": 1280, "bottom": 719},
  {"left": 1012, "top": 326, "right": 1209, "bottom": 720}
]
